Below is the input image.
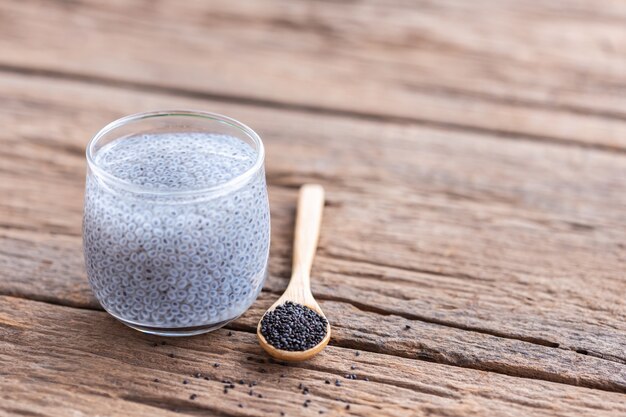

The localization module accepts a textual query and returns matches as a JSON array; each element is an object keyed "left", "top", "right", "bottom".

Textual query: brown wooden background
[{"left": 1, "top": 1, "right": 625, "bottom": 416}]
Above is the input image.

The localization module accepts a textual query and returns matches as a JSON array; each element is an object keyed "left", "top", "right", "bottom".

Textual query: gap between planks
[{"left": 0, "top": 63, "right": 625, "bottom": 156}]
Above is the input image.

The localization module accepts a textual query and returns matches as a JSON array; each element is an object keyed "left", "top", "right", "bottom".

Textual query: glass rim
[{"left": 86, "top": 110, "right": 265, "bottom": 198}]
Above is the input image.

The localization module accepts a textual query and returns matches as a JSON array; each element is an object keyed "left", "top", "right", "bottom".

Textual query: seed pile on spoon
[{"left": 260, "top": 301, "right": 328, "bottom": 351}]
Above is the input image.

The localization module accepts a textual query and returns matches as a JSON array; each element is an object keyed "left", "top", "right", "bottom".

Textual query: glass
[{"left": 83, "top": 110, "right": 270, "bottom": 336}]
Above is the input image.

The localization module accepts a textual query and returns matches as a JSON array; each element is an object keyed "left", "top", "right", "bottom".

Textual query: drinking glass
[{"left": 83, "top": 110, "right": 270, "bottom": 336}]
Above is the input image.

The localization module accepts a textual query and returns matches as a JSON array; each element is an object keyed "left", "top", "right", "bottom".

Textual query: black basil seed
[
  {"left": 189, "top": 394, "right": 197, "bottom": 400},
  {"left": 260, "top": 302, "right": 328, "bottom": 351}
]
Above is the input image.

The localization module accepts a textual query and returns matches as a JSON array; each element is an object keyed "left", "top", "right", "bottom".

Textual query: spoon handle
[{"left": 289, "top": 184, "right": 325, "bottom": 297}]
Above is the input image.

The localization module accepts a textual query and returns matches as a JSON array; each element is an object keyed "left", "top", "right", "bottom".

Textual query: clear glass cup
[{"left": 83, "top": 110, "right": 270, "bottom": 336}]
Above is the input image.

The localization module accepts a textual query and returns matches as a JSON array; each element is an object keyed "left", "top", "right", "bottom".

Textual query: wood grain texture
[
  {"left": 0, "top": 71, "right": 624, "bottom": 399},
  {"left": 2, "top": 295, "right": 626, "bottom": 417},
  {"left": 0, "top": 0, "right": 625, "bottom": 149},
  {"left": 1, "top": 1, "right": 626, "bottom": 414}
]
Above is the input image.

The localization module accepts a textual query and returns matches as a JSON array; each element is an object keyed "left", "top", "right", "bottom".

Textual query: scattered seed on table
[
  {"left": 223, "top": 388, "right": 228, "bottom": 394},
  {"left": 182, "top": 379, "right": 189, "bottom": 385},
  {"left": 351, "top": 365, "right": 356, "bottom": 370},
  {"left": 189, "top": 394, "right": 197, "bottom": 400},
  {"left": 405, "top": 324, "right": 411, "bottom": 330},
  {"left": 280, "top": 412, "right": 285, "bottom": 416},
  {"left": 260, "top": 368, "right": 267, "bottom": 373},
  {"left": 204, "top": 376, "right": 211, "bottom": 381},
  {"left": 346, "top": 404, "right": 350, "bottom": 410},
  {"left": 238, "top": 404, "right": 243, "bottom": 408},
  {"left": 325, "top": 380, "right": 330, "bottom": 384},
  {"left": 194, "top": 372, "right": 202, "bottom": 378},
  {"left": 153, "top": 378, "right": 159, "bottom": 383},
  {"left": 258, "top": 394, "right": 263, "bottom": 398},
  {"left": 228, "top": 331, "right": 233, "bottom": 336},
  {"left": 249, "top": 390, "right": 254, "bottom": 396},
  {"left": 213, "top": 363, "right": 220, "bottom": 368},
  {"left": 303, "top": 388, "right": 309, "bottom": 395},
  {"left": 280, "top": 374, "right": 286, "bottom": 378},
  {"left": 303, "top": 402, "right": 309, "bottom": 408},
  {"left": 335, "top": 380, "right": 341, "bottom": 387},
  {"left": 364, "top": 377, "right": 369, "bottom": 381},
  {"left": 355, "top": 351, "right": 360, "bottom": 357},
  {"left": 168, "top": 353, "right": 175, "bottom": 358},
  {"left": 319, "top": 411, "right": 324, "bottom": 414},
  {"left": 260, "top": 301, "right": 328, "bottom": 351},
  {"left": 247, "top": 356, "right": 253, "bottom": 361}
]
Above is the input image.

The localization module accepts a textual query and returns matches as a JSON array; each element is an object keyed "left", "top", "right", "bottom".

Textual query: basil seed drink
[{"left": 83, "top": 111, "right": 270, "bottom": 336}]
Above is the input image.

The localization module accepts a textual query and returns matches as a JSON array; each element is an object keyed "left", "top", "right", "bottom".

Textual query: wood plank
[
  {"left": 0, "top": 72, "right": 624, "bottom": 391},
  {"left": 2, "top": 295, "right": 626, "bottom": 417},
  {"left": 3, "top": 228, "right": 625, "bottom": 392},
  {"left": 1, "top": 0, "right": 626, "bottom": 149}
]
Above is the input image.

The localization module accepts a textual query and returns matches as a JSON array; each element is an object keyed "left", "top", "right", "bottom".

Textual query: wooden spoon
[{"left": 257, "top": 184, "right": 331, "bottom": 361}]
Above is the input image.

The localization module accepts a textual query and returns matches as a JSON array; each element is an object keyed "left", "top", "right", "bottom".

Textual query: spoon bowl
[{"left": 257, "top": 184, "right": 330, "bottom": 361}]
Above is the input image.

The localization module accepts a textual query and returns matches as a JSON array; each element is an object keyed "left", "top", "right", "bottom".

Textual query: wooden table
[{"left": 1, "top": 1, "right": 625, "bottom": 416}]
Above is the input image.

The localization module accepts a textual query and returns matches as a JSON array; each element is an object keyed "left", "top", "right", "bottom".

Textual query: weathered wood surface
[
  {"left": 3, "top": 296, "right": 626, "bottom": 417},
  {"left": 0, "top": 1, "right": 625, "bottom": 416},
  {"left": 1, "top": 0, "right": 626, "bottom": 150}
]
